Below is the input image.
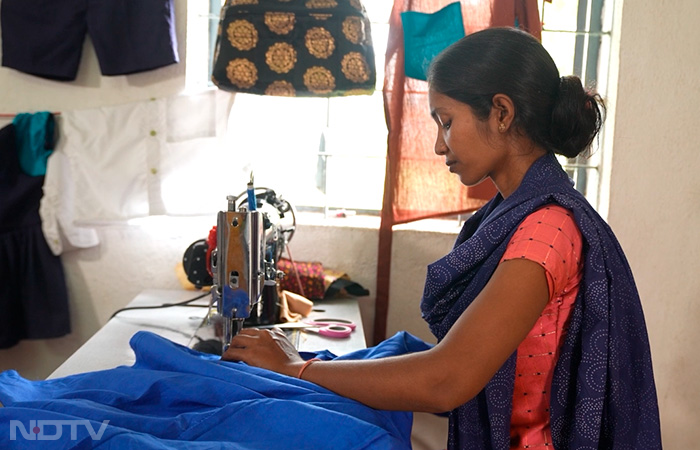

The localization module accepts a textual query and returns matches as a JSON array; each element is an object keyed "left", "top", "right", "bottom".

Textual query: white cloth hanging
[{"left": 39, "top": 89, "right": 236, "bottom": 255}]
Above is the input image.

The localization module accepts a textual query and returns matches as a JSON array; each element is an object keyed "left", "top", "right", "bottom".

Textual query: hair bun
[{"left": 549, "top": 75, "right": 606, "bottom": 158}]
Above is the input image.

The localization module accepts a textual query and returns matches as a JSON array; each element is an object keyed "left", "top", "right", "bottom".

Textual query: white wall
[
  {"left": 605, "top": 1, "right": 700, "bottom": 448},
  {"left": 0, "top": 0, "right": 189, "bottom": 379},
  {"left": 0, "top": 0, "right": 698, "bottom": 448}
]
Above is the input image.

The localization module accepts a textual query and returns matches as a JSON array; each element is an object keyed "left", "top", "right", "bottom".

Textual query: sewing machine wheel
[{"left": 182, "top": 239, "right": 213, "bottom": 288}]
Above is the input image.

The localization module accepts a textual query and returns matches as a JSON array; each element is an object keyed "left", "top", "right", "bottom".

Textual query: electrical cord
[{"left": 109, "top": 291, "right": 210, "bottom": 320}]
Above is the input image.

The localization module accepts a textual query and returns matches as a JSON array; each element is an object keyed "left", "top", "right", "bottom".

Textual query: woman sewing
[{"left": 222, "top": 27, "right": 662, "bottom": 450}]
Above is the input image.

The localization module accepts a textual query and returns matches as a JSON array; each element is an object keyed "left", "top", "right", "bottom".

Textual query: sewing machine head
[
  {"left": 211, "top": 202, "right": 264, "bottom": 346},
  {"left": 207, "top": 188, "right": 294, "bottom": 352}
]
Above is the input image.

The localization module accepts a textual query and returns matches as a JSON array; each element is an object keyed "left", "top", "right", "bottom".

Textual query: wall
[
  {"left": 0, "top": 0, "right": 189, "bottom": 379},
  {"left": 1, "top": 0, "right": 699, "bottom": 448},
  {"left": 605, "top": 1, "right": 700, "bottom": 448}
]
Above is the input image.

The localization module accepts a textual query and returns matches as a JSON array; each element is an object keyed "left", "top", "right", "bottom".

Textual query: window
[
  {"left": 187, "top": 0, "right": 393, "bottom": 215},
  {"left": 187, "top": 0, "right": 613, "bottom": 215},
  {"left": 539, "top": 0, "right": 614, "bottom": 209}
]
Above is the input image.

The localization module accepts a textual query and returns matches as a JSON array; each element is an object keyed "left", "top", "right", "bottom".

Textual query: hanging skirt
[{"left": 0, "top": 123, "right": 70, "bottom": 349}]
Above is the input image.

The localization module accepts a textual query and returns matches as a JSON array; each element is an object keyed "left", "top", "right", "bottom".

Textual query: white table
[{"left": 49, "top": 289, "right": 366, "bottom": 379}]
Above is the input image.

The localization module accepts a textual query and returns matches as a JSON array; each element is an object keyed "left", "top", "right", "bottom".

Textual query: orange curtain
[{"left": 373, "top": 0, "right": 542, "bottom": 344}]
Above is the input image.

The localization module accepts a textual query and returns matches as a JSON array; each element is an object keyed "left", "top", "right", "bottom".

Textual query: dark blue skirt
[{"left": 0, "top": 123, "right": 70, "bottom": 349}]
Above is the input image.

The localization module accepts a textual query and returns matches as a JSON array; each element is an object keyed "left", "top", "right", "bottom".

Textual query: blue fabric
[
  {"left": 421, "top": 153, "right": 662, "bottom": 449},
  {"left": 12, "top": 111, "right": 55, "bottom": 176},
  {"left": 401, "top": 2, "right": 465, "bottom": 81},
  {"left": 0, "top": 330, "right": 431, "bottom": 449}
]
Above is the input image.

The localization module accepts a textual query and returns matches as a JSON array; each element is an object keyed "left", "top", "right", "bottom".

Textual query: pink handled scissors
[{"left": 302, "top": 318, "right": 356, "bottom": 338}]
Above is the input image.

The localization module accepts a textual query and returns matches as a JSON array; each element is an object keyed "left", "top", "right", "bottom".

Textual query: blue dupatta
[{"left": 420, "top": 153, "right": 662, "bottom": 449}]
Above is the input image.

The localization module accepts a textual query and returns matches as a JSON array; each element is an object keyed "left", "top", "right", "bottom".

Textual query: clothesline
[{"left": 0, "top": 112, "right": 61, "bottom": 118}]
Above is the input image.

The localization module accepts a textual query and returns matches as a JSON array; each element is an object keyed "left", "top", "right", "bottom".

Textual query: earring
[{"left": 498, "top": 122, "right": 506, "bottom": 133}]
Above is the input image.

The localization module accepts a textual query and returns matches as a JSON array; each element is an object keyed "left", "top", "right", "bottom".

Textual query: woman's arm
[{"left": 222, "top": 258, "right": 549, "bottom": 413}]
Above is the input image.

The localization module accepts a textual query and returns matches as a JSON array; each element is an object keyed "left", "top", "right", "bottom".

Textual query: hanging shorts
[{"left": 0, "top": 0, "right": 179, "bottom": 81}]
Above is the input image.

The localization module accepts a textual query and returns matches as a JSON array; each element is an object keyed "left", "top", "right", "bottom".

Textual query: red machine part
[{"left": 206, "top": 225, "right": 217, "bottom": 278}]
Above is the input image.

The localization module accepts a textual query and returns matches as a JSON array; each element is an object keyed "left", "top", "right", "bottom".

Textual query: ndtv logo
[{"left": 10, "top": 420, "right": 110, "bottom": 441}]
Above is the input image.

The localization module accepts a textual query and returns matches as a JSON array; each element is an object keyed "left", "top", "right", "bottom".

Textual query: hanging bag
[{"left": 211, "top": 0, "right": 376, "bottom": 97}]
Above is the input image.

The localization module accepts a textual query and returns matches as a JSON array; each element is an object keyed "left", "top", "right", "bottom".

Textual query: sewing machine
[
  {"left": 186, "top": 183, "right": 296, "bottom": 353},
  {"left": 47, "top": 185, "right": 366, "bottom": 380}
]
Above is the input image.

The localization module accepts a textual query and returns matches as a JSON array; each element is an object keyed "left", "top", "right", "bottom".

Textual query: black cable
[{"left": 109, "top": 292, "right": 210, "bottom": 320}]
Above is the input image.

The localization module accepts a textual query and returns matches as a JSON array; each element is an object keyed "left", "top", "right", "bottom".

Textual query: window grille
[{"left": 540, "top": 0, "right": 614, "bottom": 209}]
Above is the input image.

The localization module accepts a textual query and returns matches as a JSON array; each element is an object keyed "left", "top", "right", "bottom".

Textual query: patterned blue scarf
[{"left": 420, "top": 153, "right": 662, "bottom": 449}]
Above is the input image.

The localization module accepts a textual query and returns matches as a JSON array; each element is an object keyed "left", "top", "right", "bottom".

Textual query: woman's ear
[{"left": 491, "top": 94, "right": 515, "bottom": 133}]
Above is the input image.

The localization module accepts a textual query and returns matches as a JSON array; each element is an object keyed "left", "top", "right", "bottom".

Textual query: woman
[{"left": 223, "top": 27, "right": 662, "bottom": 449}]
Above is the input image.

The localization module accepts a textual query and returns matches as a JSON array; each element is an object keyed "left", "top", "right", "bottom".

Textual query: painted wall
[
  {"left": 604, "top": 1, "right": 700, "bottom": 448},
  {"left": 0, "top": 0, "right": 698, "bottom": 448},
  {"left": 0, "top": 0, "right": 190, "bottom": 380}
]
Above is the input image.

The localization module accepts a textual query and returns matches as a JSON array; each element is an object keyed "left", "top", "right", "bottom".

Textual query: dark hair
[{"left": 427, "top": 27, "right": 605, "bottom": 158}]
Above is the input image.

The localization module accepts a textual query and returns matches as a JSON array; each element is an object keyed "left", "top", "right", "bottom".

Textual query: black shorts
[{"left": 1, "top": 0, "right": 179, "bottom": 81}]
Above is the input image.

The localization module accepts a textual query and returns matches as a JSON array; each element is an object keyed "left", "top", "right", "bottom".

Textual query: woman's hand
[{"left": 221, "top": 328, "right": 305, "bottom": 378}]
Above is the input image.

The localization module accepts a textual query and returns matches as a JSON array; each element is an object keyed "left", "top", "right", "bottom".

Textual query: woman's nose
[{"left": 434, "top": 134, "right": 447, "bottom": 155}]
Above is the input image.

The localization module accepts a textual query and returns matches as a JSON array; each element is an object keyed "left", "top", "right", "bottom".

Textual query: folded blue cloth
[{"left": 0, "top": 331, "right": 432, "bottom": 449}]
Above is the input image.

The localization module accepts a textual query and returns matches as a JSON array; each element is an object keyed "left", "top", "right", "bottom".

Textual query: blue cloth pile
[{"left": 0, "top": 331, "right": 432, "bottom": 449}]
